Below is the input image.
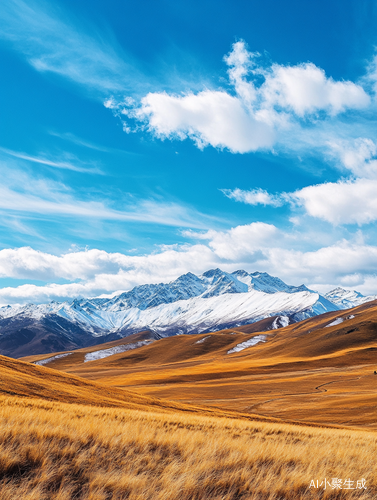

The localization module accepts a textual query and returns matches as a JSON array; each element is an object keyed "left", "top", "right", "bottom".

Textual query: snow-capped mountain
[
  {"left": 0, "top": 269, "right": 338, "bottom": 357},
  {"left": 325, "top": 287, "right": 377, "bottom": 309}
]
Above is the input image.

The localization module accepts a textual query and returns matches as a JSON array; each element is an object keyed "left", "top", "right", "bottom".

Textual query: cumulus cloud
[
  {"left": 222, "top": 178, "right": 377, "bottom": 226},
  {"left": 264, "top": 240, "right": 377, "bottom": 289},
  {"left": 112, "top": 41, "right": 371, "bottom": 154},
  {"left": 184, "top": 222, "right": 278, "bottom": 260},
  {"left": 223, "top": 40, "right": 258, "bottom": 108},
  {"left": 292, "top": 178, "right": 377, "bottom": 225},
  {"left": 2, "top": 224, "right": 377, "bottom": 305},
  {"left": 0, "top": 223, "right": 280, "bottom": 304},
  {"left": 133, "top": 90, "right": 276, "bottom": 153},
  {"left": 327, "top": 138, "right": 377, "bottom": 178},
  {"left": 0, "top": 244, "right": 218, "bottom": 304},
  {"left": 261, "top": 62, "right": 369, "bottom": 116}
]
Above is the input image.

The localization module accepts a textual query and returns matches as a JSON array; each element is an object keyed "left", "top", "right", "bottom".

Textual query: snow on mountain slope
[
  {"left": 0, "top": 269, "right": 340, "bottom": 355},
  {"left": 231, "top": 270, "right": 309, "bottom": 294},
  {"left": 0, "top": 289, "right": 338, "bottom": 339},
  {"left": 325, "top": 287, "right": 377, "bottom": 309},
  {"left": 272, "top": 316, "right": 290, "bottom": 329},
  {"left": 94, "top": 289, "right": 329, "bottom": 335}
]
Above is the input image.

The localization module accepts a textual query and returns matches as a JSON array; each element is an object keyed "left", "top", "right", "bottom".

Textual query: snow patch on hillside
[
  {"left": 84, "top": 340, "right": 152, "bottom": 362},
  {"left": 227, "top": 335, "right": 266, "bottom": 354},
  {"left": 195, "top": 336, "right": 210, "bottom": 344},
  {"left": 272, "top": 315, "right": 290, "bottom": 329},
  {"left": 34, "top": 353, "right": 72, "bottom": 366},
  {"left": 325, "top": 317, "right": 344, "bottom": 327}
]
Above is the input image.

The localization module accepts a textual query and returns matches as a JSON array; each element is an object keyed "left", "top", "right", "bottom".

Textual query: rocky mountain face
[{"left": 0, "top": 269, "right": 338, "bottom": 357}]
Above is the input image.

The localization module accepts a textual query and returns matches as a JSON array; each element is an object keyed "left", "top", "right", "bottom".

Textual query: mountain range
[{"left": 0, "top": 268, "right": 375, "bottom": 357}]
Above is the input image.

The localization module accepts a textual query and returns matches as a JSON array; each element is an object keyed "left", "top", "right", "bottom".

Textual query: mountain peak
[
  {"left": 324, "top": 287, "right": 377, "bottom": 310},
  {"left": 231, "top": 269, "right": 249, "bottom": 277},
  {"left": 201, "top": 268, "right": 223, "bottom": 279},
  {"left": 0, "top": 268, "right": 342, "bottom": 357}
]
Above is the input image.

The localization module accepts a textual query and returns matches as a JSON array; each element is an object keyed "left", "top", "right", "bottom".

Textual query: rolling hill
[
  {"left": 21, "top": 299, "right": 377, "bottom": 429},
  {"left": 3, "top": 302, "right": 377, "bottom": 499}
]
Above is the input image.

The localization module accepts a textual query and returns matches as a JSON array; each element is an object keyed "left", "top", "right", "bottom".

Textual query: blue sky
[{"left": 1, "top": 0, "right": 377, "bottom": 304}]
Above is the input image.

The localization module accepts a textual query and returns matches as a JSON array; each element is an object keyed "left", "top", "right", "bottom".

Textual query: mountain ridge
[
  {"left": 325, "top": 287, "right": 377, "bottom": 309},
  {"left": 0, "top": 268, "right": 363, "bottom": 358}
]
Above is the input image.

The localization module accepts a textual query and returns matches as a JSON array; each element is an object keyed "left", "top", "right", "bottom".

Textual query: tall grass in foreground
[{"left": 0, "top": 396, "right": 375, "bottom": 500}]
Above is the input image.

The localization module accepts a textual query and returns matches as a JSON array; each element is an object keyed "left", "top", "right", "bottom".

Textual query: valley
[
  {"left": 21, "top": 298, "right": 377, "bottom": 429},
  {"left": 2, "top": 271, "right": 377, "bottom": 499}
]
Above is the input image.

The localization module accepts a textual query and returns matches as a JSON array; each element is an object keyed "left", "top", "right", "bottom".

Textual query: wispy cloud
[
  {"left": 0, "top": 216, "right": 46, "bottom": 239},
  {"left": 221, "top": 187, "right": 284, "bottom": 207},
  {"left": 49, "top": 131, "right": 114, "bottom": 153},
  {"left": 0, "top": 161, "right": 221, "bottom": 229},
  {"left": 49, "top": 131, "right": 141, "bottom": 156},
  {"left": 0, "top": 147, "right": 103, "bottom": 174},
  {"left": 0, "top": 0, "right": 145, "bottom": 96}
]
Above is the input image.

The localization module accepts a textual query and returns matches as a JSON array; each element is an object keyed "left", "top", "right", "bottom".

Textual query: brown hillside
[
  {"left": 21, "top": 301, "right": 377, "bottom": 428},
  {"left": 0, "top": 354, "right": 282, "bottom": 423}
]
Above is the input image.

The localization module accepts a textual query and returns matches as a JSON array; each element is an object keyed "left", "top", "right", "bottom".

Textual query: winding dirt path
[{"left": 244, "top": 376, "right": 363, "bottom": 413}]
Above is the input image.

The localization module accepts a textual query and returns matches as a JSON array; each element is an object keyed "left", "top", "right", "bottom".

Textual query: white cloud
[
  {"left": 327, "top": 138, "right": 377, "bottom": 178},
  {"left": 261, "top": 62, "right": 369, "bottom": 116},
  {"left": 0, "top": 244, "right": 218, "bottom": 304},
  {"left": 364, "top": 53, "right": 377, "bottom": 95},
  {"left": 222, "top": 187, "right": 283, "bottom": 207},
  {"left": 184, "top": 222, "right": 278, "bottom": 260},
  {"left": 223, "top": 40, "right": 259, "bottom": 108},
  {"left": 117, "top": 41, "right": 371, "bottom": 154},
  {"left": 134, "top": 90, "right": 275, "bottom": 153},
  {"left": 0, "top": 147, "right": 103, "bottom": 174},
  {"left": 222, "top": 177, "right": 377, "bottom": 226},
  {"left": 264, "top": 240, "right": 377, "bottom": 290},
  {"left": 293, "top": 178, "right": 377, "bottom": 225},
  {"left": 2, "top": 224, "right": 377, "bottom": 304},
  {"left": 1, "top": 223, "right": 280, "bottom": 302}
]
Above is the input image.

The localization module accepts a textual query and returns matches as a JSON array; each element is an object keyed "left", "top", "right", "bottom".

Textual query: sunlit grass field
[{"left": 0, "top": 395, "right": 375, "bottom": 500}]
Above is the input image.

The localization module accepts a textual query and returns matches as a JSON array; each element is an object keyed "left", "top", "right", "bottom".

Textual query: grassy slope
[
  {"left": 20, "top": 301, "right": 377, "bottom": 428},
  {"left": 0, "top": 354, "right": 281, "bottom": 422},
  {"left": 1, "top": 395, "right": 376, "bottom": 500},
  {"left": 2, "top": 303, "right": 377, "bottom": 499}
]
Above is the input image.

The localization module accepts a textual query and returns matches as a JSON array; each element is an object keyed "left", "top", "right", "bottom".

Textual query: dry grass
[
  {"left": 0, "top": 395, "right": 375, "bottom": 500},
  {"left": 30, "top": 304, "right": 377, "bottom": 429}
]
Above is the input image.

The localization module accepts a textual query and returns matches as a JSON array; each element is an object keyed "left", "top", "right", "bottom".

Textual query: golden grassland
[
  {"left": 0, "top": 354, "right": 279, "bottom": 423},
  {"left": 5, "top": 302, "right": 377, "bottom": 498},
  {"left": 0, "top": 395, "right": 376, "bottom": 500},
  {"left": 26, "top": 301, "right": 377, "bottom": 429}
]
